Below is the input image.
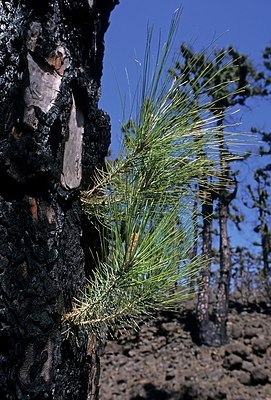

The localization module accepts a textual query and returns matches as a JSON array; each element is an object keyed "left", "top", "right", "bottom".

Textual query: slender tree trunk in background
[
  {"left": 256, "top": 184, "right": 271, "bottom": 293},
  {"left": 197, "top": 192, "right": 233, "bottom": 348},
  {"left": 261, "top": 222, "right": 270, "bottom": 278},
  {"left": 259, "top": 200, "right": 271, "bottom": 295},
  {"left": 196, "top": 187, "right": 215, "bottom": 345},
  {"left": 197, "top": 116, "right": 236, "bottom": 347},
  {"left": 188, "top": 195, "right": 199, "bottom": 294},
  {"left": 212, "top": 117, "right": 235, "bottom": 346},
  {"left": 248, "top": 175, "right": 271, "bottom": 296},
  {"left": 261, "top": 220, "right": 270, "bottom": 295},
  {"left": 214, "top": 193, "right": 232, "bottom": 345},
  {"left": 0, "top": 1, "right": 117, "bottom": 398}
]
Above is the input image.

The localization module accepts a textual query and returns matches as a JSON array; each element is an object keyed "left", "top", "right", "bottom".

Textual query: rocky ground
[{"left": 99, "top": 296, "right": 271, "bottom": 400}]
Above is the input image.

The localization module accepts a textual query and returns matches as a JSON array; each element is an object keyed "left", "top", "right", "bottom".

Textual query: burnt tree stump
[{"left": 0, "top": 1, "right": 117, "bottom": 398}]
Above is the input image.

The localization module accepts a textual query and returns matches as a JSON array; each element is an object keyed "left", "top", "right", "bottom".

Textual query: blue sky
[
  {"left": 100, "top": 0, "right": 271, "bottom": 157},
  {"left": 99, "top": 1, "right": 271, "bottom": 250}
]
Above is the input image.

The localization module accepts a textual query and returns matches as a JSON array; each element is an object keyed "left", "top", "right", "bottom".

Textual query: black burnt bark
[
  {"left": 196, "top": 188, "right": 215, "bottom": 346},
  {"left": 0, "top": 0, "right": 117, "bottom": 398}
]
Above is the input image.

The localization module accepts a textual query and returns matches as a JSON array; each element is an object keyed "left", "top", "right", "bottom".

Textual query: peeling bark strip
[
  {"left": 0, "top": 1, "right": 118, "bottom": 399},
  {"left": 24, "top": 49, "right": 66, "bottom": 129},
  {"left": 61, "top": 94, "right": 84, "bottom": 190}
]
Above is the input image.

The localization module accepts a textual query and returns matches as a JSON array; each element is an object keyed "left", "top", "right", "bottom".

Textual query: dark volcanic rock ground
[{"left": 100, "top": 297, "right": 271, "bottom": 400}]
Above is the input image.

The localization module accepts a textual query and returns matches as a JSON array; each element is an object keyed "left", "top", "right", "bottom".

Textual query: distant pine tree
[{"left": 170, "top": 44, "right": 263, "bottom": 346}]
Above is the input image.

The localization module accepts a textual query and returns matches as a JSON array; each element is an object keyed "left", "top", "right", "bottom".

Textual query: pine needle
[{"left": 64, "top": 10, "right": 242, "bottom": 338}]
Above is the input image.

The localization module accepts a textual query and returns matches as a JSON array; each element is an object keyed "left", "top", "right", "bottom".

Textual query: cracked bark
[{"left": 0, "top": 0, "right": 118, "bottom": 398}]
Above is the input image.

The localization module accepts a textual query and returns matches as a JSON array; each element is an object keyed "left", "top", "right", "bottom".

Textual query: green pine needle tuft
[{"left": 64, "top": 10, "right": 242, "bottom": 338}]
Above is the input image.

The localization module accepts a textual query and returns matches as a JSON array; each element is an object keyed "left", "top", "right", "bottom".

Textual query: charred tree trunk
[
  {"left": 188, "top": 194, "right": 199, "bottom": 294},
  {"left": 213, "top": 192, "right": 232, "bottom": 345},
  {"left": 261, "top": 221, "right": 270, "bottom": 280},
  {"left": 196, "top": 187, "right": 216, "bottom": 345},
  {"left": 258, "top": 189, "right": 271, "bottom": 295},
  {"left": 196, "top": 116, "right": 236, "bottom": 347},
  {"left": 210, "top": 117, "right": 236, "bottom": 347},
  {"left": 212, "top": 115, "right": 235, "bottom": 346},
  {"left": 0, "top": 1, "right": 117, "bottom": 398},
  {"left": 196, "top": 192, "right": 233, "bottom": 348}
]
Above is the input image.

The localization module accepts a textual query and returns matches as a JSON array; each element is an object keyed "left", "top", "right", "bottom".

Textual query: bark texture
[
  {"left": 196, "top": 119, "right": 235, "bottom": 347},
  {"left": 212, "top": 119, "right": 236, "bottom": 347},
  {"left": 0, "top": 0, "right": 117, "bottom": 398},
  {"left": 196, "top": 189, "right": 215, "bottom": 346},
  {"left": 214, "top": 196, "right": 231, "bottom": 345},
  {"left": 196, "top": 189, "right": 232, "bottom": 347}
]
